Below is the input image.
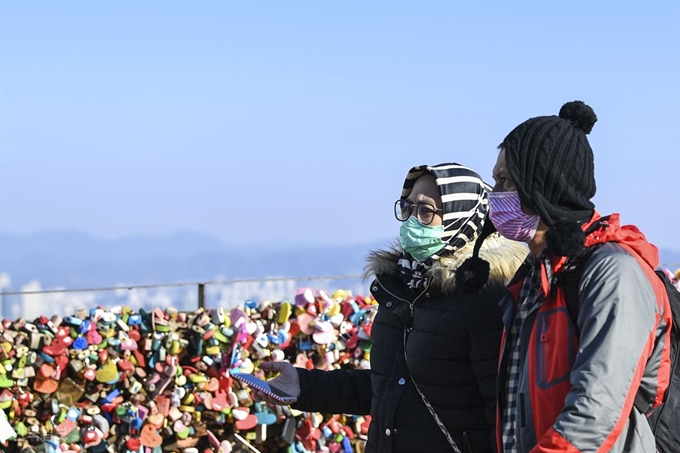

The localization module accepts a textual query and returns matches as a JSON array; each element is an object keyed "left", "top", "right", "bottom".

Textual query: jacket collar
[
  {"left": 365, "top": 233, "right": 528, "bottom": 297},
  {"left": 550, "top": 211, "right": 660, "bottom": 274}
]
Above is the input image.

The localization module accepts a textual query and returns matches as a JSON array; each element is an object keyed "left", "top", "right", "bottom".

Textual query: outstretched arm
[{"left": 294, "top": 367, "right": 373, "bottom": 415}]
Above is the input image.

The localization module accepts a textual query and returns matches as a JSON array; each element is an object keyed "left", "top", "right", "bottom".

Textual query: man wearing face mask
[
  {"left": 455, "top": 101, "right": 673, "bottom": 453},
  {"left": 258, "top": 163, "right": 527, "bottom": 453}
]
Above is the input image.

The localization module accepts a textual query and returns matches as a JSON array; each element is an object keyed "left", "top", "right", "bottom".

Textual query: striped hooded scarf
[{"left": 398, "top": 163, "right": 490, "bottom": 289}]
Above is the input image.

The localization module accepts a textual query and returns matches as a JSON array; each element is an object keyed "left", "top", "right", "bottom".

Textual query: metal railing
[{"left": 0, "top": 274, "right": 365, "bottom": 317}]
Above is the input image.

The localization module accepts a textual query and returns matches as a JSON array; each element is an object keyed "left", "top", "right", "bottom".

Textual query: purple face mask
[{"left": 488, "top": 191, "right": 540, "bottom": 243}]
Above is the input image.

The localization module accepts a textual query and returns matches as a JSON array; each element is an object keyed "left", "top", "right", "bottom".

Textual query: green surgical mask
[{"left": 399, "top": 216, "right": 444, "bottom": 261}]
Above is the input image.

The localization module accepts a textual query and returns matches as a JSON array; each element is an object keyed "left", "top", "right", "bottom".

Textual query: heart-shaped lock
[
  {"left": 43, "top": 338, "right": 68, "bottom": 356},
  {"left": 205, "top": 377, "right": 219, "bottom": 393},
  {"left": 126, "top": 438, "right": 141, "bottom": 451},
  {"left": 295, "top": 287, "right": 315, "bottom": 307},
  {"left": 156, "top": 395, "right": 170, "bottom": 416},
  {"left": 128, "top": 329, "right": 141, "bottom": 342},
  {"left": 55, "top": 418, "right": 77, "bottom": 437},
  {"left": 86, "top": 329, "right": 102, "bottom": 346},
  {"left": 328, "top": 301, "right": 342, "bottom": 317},
  {"left": 140, "top": 423, "right": 163, "bottom": 448},
  {"left": 147, "top": 412, "right": 165, "bottom": 428},
  {"left": 330, "top": 313, "right": 344, "bottom": 326},
  {"left": 235, "top": 413, "right": 258, "bottom": 431},
  {"left": 120, "top": 338, "right": 138, "bottom": 351},
  {"left": 39, "top": 364, "right": 54, "bottom": 378},
  {"left": 231, "top": 406, "right": 249, "bottom": 421},
  {"left": 296, "top": 313, "right": 316, "bottom": 335},
  {"left": 54, "top": 354, "right": 69, "bottom": 370},
  {"left": 117, "top": 359, "right": 134, "bottom": 372},
  {"left": 81, "top": 426, "right": 100, "bottom": 444},
  {"left": 95, "top": 361, "right": 119, "bottom": 383},
  {"left": 211, "top": 389, "right": 229, "bottom": 412},
  {"left": 168, "top": 406, "right": 183, "bottom": 421},
  {"left": 14, "top": 421, "right": 28, "bottom": 437},
  {"left": 176, "top": 425, "right": 192, "bottom": 440},
  {"left": 16, "top": 390, "right": 31, "bottom": 407},
  {"left": 312, "top": 321, "right": 335, "bottom": 345},
  {"left": 202, "top": 392, "right": 214, "bottom": 410},
  {"left": 173, "top": 419, "right": 187, "bottom": 433},
  {"left": 56, "top": 326, "right": 70, "bottom": 338},
  {"left": 254, "top": 403, "right": 277, "bottom": 425},
  {"left": 0, "top": 374, "right": 14, "bottom": 388}
]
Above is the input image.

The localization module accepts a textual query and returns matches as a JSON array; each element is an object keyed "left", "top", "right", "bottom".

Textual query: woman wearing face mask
[{"left": 258, "top": 163, "right": 527, "bottom": 453}]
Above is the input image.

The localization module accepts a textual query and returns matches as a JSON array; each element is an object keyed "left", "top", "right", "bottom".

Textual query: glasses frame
[{"left": 394, "top": 199, "right": 443, "bottom": 225}]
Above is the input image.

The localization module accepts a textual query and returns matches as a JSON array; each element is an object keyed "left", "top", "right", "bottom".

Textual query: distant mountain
[
  {"left": 0, "top": 230, "right": 677, "bottom": 290},
  {"left": 0, "top": 230, "right": 389, "bottom": 289},
  {"left": 660, "top": 248, "right": 680, "bottom": 269}
]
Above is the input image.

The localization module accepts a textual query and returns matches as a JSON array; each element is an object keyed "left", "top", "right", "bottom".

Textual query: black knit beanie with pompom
[
  {"left": 502, "top": 100, "right": 598, "bottom": 257},
  {"left": 455, "top": 100, "right": 598, "bottom": 293}
]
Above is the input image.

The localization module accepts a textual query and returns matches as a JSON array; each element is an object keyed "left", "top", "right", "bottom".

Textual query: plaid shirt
[{"left": 501, "top": 255, "right": 552, "bottom": 452}]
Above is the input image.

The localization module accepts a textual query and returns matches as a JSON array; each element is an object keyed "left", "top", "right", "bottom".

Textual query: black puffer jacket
[{"left": 294, "top": 235, "right": 526, "bottom": 453}]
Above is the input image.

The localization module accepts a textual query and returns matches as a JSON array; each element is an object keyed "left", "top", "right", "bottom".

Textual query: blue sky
[{"left": 1, "top": 0, "right": 678, "bottom": 249}]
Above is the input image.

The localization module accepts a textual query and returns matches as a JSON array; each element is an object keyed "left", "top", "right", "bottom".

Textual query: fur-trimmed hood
[{"left": 365, "top": 233, "right": 528, "bottom": 296}]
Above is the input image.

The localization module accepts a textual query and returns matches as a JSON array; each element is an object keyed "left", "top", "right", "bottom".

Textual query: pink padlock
[{"left": 83, "top": 368, "right": 96, "bottom": 381}]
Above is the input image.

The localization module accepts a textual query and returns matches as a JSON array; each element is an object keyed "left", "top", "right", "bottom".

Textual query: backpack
[{"left": 556, "top": 245, "right": 680, "bottom": 453}]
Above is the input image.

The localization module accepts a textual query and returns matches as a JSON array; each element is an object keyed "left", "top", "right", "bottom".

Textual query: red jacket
[{"left": 496, "top": 213, "right": 673, "bottom": 453}]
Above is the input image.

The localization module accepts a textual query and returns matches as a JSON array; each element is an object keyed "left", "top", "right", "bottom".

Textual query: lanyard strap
[{"left": 403, "top": 328, "right": 462, "bottom": 453}]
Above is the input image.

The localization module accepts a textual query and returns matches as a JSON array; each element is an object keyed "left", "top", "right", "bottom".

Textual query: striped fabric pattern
[
  {"left": 488, "top": 191, "right": 540, "bottom": 243},
  {"left": 400, "top": 163, "right": 490, "bottom": 261}
]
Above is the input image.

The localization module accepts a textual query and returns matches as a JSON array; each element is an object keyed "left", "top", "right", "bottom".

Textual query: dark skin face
[{"left": 491, "top": 148, "right": 548, "bottom": 256}]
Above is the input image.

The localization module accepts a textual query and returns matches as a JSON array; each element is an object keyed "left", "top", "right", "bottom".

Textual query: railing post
[{"left": 198, "top": 283, "right": 205, "bottom": 309}]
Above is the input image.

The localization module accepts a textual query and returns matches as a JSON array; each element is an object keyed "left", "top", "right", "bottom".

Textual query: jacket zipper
[{"left": 540, "top": 317, "right": 548, "bottom": 343}]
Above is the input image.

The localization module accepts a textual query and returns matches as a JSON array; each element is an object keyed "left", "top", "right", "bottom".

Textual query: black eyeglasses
[{"left": 394, "top": 199, "right": 443, "bottom": 225}]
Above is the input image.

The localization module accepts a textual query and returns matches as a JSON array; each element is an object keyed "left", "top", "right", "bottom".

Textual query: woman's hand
[{"left": 254, "top": 361, "right": 301, "bottom": 405}]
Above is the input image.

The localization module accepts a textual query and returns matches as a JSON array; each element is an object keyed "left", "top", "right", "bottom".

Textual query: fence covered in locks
[{"left": 0, "top": 283, "right": 375, "bottom": 453}]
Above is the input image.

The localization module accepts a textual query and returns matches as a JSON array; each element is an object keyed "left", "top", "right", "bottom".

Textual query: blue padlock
[
  {"left": 102, "top": 389, "right": 120, "bottom": 404},
  {"left": 79, "top": 320, "right": 92, "bottom": 334},
  {"left": 130, "top": 417, "right": 143, "bottom": 431},
  {"left": 342, "top": 436, "right": 353, "bottom": 453},
  {"left": 63, "top": 316, "right": 83, "bottom": 326},
  {"left": 73, "top": 336, "right": 88, "bottom": 350}
]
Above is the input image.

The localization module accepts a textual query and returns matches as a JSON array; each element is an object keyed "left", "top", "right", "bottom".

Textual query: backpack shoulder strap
[
  {"left": 554, "top": 216, "right": 612, "bottom": 325},
  {"left": 555, "top": 245, "right": 601, "bottom": 326}
]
